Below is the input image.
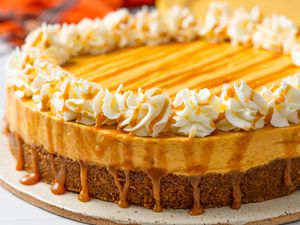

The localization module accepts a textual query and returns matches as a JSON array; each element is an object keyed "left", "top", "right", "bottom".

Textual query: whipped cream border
[{"left": 6, "top": 2, "right": 300, "bottom": 138}]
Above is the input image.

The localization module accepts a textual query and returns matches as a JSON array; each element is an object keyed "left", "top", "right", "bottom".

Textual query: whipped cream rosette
[
  {"left": 118, "top": 88, "right": 172, "bottom": 137},
  {"left": 6, "top": 50, "right": 42, "bottom": 99},
  {"left": 92, "top": 85, "right": 124, "bottom": 126},
  {"left": 52, "top": 79, "right": 101, "bottom": 125},
  {"left": 252, "top": 14, "right": 297, "bottom": 53},
  {"left": 227, "top": 6, "right": 261, "bottom": 46},
  {"left": 59, "top": 23, "right": 83, "bottom": 57},
  {"left": 283, "top": 73, "right": 300, "bottom": 89},
  {"left": 217, "top": 81, "right": 268, "bottom": 131},
  {"left": 7, "top": 76, "right": 32, "bottom": 99},
  {"left": 165, "top": 5, "right": 199, "bottom": 42},
  {"left": 260, "top": 74, "right": 300, "bottom": 127},
  {"left": 200, "top": 1, "right": 230, "bottom": 42},
  {"left": 134, "top": 7, "right": 170, "bottom": 46},
  {"left": 31, "top": 61, "right": 75, "bottom": 111},
  {"left": 172, "top": 88, "right": 221, "bottom": 138},
  {"left": 76, "top": 18, "right": 114, "bottom": 55},
  {"left": 6, "top": 49, "right": 33, "bottom": 77},
  {"left": 103, "top": 8, "right": 135, "bottom": 48},
  {"left": 23, "top": 23, "right": 70, "bottom": 64}
]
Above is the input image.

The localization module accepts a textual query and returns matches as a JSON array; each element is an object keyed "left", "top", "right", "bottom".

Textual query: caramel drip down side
[
  {"left": 183, "top": 140, "right": 215, "bottom": 215},
  {"left": 95, "top": 114, "right": 106, "bottom": 128},
  {"left": 2, "top": 121, "right": 10, "bottom": 136},
  {"left": 227, "top": 133, "right": 251, "bottom": 209},
  {"left": 50, "top": 155, "right": 66, "bottom": 195},
  {"left": 281, "top": 131, "right": 300, "bottom": 188},
  {"left": 188, "top": 176, "right": 204, "bottom": 216},
  {"left": 2, "top": 126, "right": 10, "bottom": 135},
  {"left": 46, "top": 117, "right": 53, "bottom": 154},
  {"left": 15, "top": 133, "right": 24, "bottom": 171},
  {"left": 147, "top": 168, "right": 167, "bottom": 212},
  {"left": 284, "top": 158, "right": 292, "bottom": 188},
  {"left": 78, "top": 161, "right": 91, "bottom": 202},
  {"left": 230, "top": 173, "right": 242, "bottom": 210},
  {"left": 228, "top": 133, "right": 252, "bottom": 171},
  {"left": 20, "top": 146, "right": 40, "bottom": 185},
  {"left": 122, "top": 135, "right": 134, "bottom": 170},
  {"left": 107, "top": 167, "right": 131, "bottom": 208}
]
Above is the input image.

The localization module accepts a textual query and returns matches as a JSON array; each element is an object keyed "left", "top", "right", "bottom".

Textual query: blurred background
[
  {"left": 0, "top": 0, "right": 154, "bottom": 47},
  {"left": 1, "top": 0, "right": 300, "bottom": 49}
]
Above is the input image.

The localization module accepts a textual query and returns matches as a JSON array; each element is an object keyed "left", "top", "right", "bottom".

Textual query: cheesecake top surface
[
  {"left": 6, "top": 2, "right": 300, "bottom": 138},
  {"left": 63, "top": 41, "right": 300, "bottom": 97}
]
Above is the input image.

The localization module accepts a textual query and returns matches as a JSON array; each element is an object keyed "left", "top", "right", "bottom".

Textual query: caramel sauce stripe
[
  {"left": 82, "top": 43, "right": 207, "bottom": 85},
  {"left": 63, "top": 40, "right": 300, "bottom": 97}
]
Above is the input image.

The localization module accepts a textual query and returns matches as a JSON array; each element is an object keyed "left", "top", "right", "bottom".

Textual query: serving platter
[{"left": 1, "top": 131, "right": 300, "bottom": 225}]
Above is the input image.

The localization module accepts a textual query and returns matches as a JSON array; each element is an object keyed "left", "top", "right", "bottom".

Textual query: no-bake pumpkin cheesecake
[{"left": 3, "top": 2, "right": 300, "bottom": 216}]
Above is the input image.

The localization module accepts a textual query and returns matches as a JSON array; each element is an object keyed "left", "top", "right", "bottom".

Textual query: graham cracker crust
[{"left": 6, "top": 131, "right": 300, "bottom": 213}]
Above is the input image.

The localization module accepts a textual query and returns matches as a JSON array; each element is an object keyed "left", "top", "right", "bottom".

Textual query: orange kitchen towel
[{"left": 0, "top": 0, "right": 154, "bottom": 46}]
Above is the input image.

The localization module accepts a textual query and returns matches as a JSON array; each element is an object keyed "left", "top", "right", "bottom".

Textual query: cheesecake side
[
  {"left": 6, "top": 123, "right": 300, "bottom": 211},
  {"left": 4, "top": 89, "right": 300, "bottom": 212},
  {"left": 5, "top": 91, "right": 300, "bottom": 175}
]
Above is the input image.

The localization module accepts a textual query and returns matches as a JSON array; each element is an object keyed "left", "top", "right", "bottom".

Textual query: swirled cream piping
[
  {"left": 165, "top": 5, "right": 198, "bottom": 42},
  {"left": 31, "top": 60, "right": 75, "bottom": 111},
  {"left": 172, "top": 88, "right": 221, "bottom": 138},
  {"left": 77, "top": 18, "right": 114, "bottom": 55},
  {"left": 6, "top": 49, "right": 32, "bottom": 76},
  {"left": 216, "top": 81, "right": 268, "bottom": 131},
  {"left": 52, "top": 79, "right": 101, "bottom": 125},
  {"left": 23, "top": 23, "right": 70, "bottom": 64},
  {"left": 260, "top": 74, "right": 300, "bottom": 127},
  {"left": 7, "top": 76, "right": 33, "bottom": 99},
  {"left": 283, "top": 73, "right": 300, "bottom": 89},
  {"left": 134, "top": 7, "right": 170, "bottom": 46},
  {"left": 200, "top": 1, "right": 230, "bottom": 42},
  {"left": 227, "top": 6, "right": 261, "bottom": 46},
  {"left": 93, "top": 85, "right": 124, "bottom": 126},
  {"left": 118, "top": 88, "right": 172, "bottom": 137},
  {"left": 103, "top": 8, "right": 135, "bottom": 47},
  {"left": 252, "top": 14, "right": 297, "bottom": 53},
  {"left": 5, "top": 3, "right": 300, "bottom": 138}
]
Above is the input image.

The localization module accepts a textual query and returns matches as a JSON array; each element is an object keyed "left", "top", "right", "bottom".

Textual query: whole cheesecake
[{"left": 4, "top": 2, "right": 300, "bottom": 216}]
